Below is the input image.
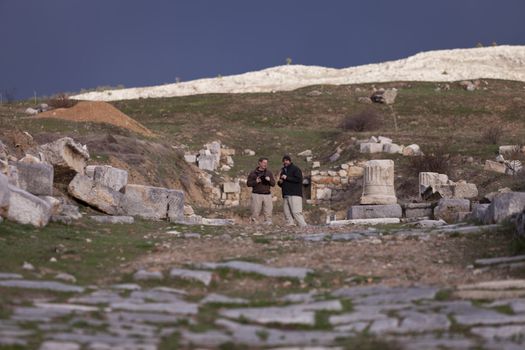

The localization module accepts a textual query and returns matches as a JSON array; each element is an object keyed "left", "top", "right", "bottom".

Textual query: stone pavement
[{"left": 2, "top": 261, "right": 525, "bottom": 349}]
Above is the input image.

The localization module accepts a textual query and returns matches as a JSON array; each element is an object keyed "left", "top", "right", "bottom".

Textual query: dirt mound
[{"left": 37, "top": 101, "right": 154, "bottom": 137}]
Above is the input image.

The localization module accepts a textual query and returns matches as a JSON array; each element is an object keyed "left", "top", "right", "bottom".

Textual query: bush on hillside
[
  {"left": 408, "top": 145, "right": 450, "bottom": 174},
  {"left": 341, "top": 110, "right": 382, "bottom": 132},
  {"left": 48, "top": 93, "right": 77, "bottom": 109},
  {"left": 481, "top": 125, "right": 504, "bottom": 145}
]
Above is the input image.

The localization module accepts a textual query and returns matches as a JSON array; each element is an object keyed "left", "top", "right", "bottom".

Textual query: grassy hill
[{"left": 1, "top": 79, "right": 525, "bottom": 208}]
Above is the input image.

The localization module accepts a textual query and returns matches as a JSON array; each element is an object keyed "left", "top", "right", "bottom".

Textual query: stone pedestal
[
  {"left": 360, "top": 160, "right": 397, "bottom": 205},
  {"left": 348, "top": 204, "right": 402, "bottom": 219}
]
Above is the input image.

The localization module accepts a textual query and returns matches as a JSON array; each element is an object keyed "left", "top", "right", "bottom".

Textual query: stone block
[
  {"left": 298, "top": 149, "right": 312, "bottom": 157},
  {"left": 68, "top": 174, "right": 123, "bottom": 215},
  {"left": 403, "top": 144, "right": 421, "bottom": 156},
  {"left": 403, "top": 202, "right": 433, "bottom": 219},
  {"left": 39, "top": 196, "right": 62, "bottom": 216},
  {"left": 0, "top": 172, "right": 10, "bottom": 218},
  {"left": 419, "top": 172, "right": 450, "bottom": 198},
  {"left": 360, "top": 143, "right": 383, "bottom": 154},
  {"left": 348, "top": 204, "right": 402, "bottom": 219},
  {"left": 198, "top": 154, "right": 217, "bottom": 171},
  {"left": 378, "top": 136, "right": 393, "bottom": 144},
  {"left": 434, "top": 198, "right": 470, "bottom": 224},
  {"left": 34, "top": 137, "right": 89, "bottom": 180},
  {"left": 316, "top": 187, "right": 332, "bottom": 201},
  {"left": 7, "top": 185, "right": 51, "bottom": 227},
  {"left": 223, "top": 182, "right": 240, "bottom": 193},
  {"left": 167, "top": 189, "right": 185, "bottom": 221},
  {"left": 484, "top": 160, "right": 506, "bottom": 174},
  {"left": 90, "top": 216, "right": 134, "bottom": 224},
  {"left": 486, "top": 192, "right": 525, "bottom": 224},
  {"left": 221, "top": 148, "right": 236, "bottom": 156},
  {"left": 454, "top": 182, "right": 478, "bottom": 199},
  {"left": 121, "top": 184, "right": 168, "bottom": 220},
  {"left": 15, "top": 161, "right": 54, "bottom": 196},
  {"left": 121, "top": 184, "right": 184, "bottom": 221},
  {"left": 383, "top": 143, "right": 402, "bottom": 154},
  {"left": 89, "top": 165, "right": 128, "bottom": 192},
  {"left": 184, "top": 154, "right": 197, "bottom": 163},
  {"left": 347, "top": 166, "right": 364, "bottom": 177},
  {"left": 499, "top": 145, "right": 520, "bottom": 155}
]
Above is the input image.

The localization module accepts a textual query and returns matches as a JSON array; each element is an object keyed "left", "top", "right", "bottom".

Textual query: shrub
[
  {"left": 341, "top": 110, "right": 382, "bottom": 132},
  {"left": 408, "top": 145, "right": 450, "bottom": 174},
  {"left": 48, "top": 93, "right": 77, "bottom": 109},
  {"left": 481, "top": 125, "right": 504, "bottom": 145}
]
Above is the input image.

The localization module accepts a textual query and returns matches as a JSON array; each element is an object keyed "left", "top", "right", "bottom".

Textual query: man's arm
[
  {"left": 267, "top": 170, "right": 276, "bottom": 187},
  {"left": 285, "top": 167, "right": 302, "bottom": 183}
]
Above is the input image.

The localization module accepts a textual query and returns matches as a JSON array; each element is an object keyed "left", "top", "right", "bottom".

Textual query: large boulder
[
  {"left": 471, "top": 203, "right": 491, "bottom": 224},
  {"left": 121, "top": 184, "right": 184, "bottom": 220},
  {"left": 68, "top": 174, "right": 123, "bottom": 215},
  {"left": 0, "top": 172, "right": 9, "bottom": 218},
  {"left": 486, "top": 192, "right": 525, "bottom": 224},
  {"left": 33, "top": 137, "right": 89, "bottom": 181},
  {"left": 434, "top": 198, "right": 470, "bottom": 223},
  {"left": 15, "top": 161, "right": 54, "bottom": 196},
  {"left": 7, "top": 185, "right": 51, "bottom": 227},
  {"left": 86, "top": 165, "right": 128, "bottom": 192}
]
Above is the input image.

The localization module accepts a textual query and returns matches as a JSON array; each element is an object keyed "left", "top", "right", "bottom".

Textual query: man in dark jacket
[
  {"left": 277, "top": 155, "right": 307, "bottom": 227},
  {"left": 247, "top": 157, "right": 276, "bottom": 224}
]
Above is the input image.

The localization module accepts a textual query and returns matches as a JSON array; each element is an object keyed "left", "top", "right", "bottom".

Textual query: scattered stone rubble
[
  {"left": 358, "top": 135, "right": 421, "bottom": 156},
  {"left": 0, "top": 136, "right": 199, "bottom": 228},
  {"left": 184, "top": 140, "right": 236, "bottom": 172},
  {"left": 484, "top": 144, "right": 524, "bottom": 175},
  {"left": 419, "top": 172, "right": 478, "bottom": 200}
]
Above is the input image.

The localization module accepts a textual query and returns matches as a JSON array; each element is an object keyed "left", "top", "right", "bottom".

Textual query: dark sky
[{"left": 1, "top": 0, "right": 524, "bottom": 99}]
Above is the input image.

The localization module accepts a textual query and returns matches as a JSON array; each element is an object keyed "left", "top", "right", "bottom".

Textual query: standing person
[
  {"left": 278, "top": 155, "right": 308, "bottom": 227},
  {"left": 247, "top": 157, "right": 276, "bottom": 224}
]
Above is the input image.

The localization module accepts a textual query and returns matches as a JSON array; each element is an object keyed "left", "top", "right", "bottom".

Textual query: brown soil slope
[{"left": 37, "top": 101, "right": 154, "bottom": 137}]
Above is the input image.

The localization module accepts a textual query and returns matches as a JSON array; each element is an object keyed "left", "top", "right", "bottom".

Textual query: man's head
[
  {"left": 258, "top": 157, "right": 268, "bottom": 170},
  {"left": 282, "top": 155, "right": 292, "bottom": 166}
]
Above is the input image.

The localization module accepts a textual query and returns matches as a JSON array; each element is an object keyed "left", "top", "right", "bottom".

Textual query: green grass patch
[{"left": 0, "top": 218, "right": 171, "bottom": 285}]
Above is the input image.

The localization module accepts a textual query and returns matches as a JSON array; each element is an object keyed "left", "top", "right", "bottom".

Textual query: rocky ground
[{"left": 2, "top": 221, "right": 525, "bottom": 349}]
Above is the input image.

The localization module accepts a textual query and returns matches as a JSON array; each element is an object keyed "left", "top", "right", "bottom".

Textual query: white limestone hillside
[{"left": 71, "top": 45, "right": 525, "bottom": 101}]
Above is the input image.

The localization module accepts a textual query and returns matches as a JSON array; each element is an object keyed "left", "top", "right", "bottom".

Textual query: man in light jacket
[{"left": 247, "top": 157, "right": 276, "bottom": 224}]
